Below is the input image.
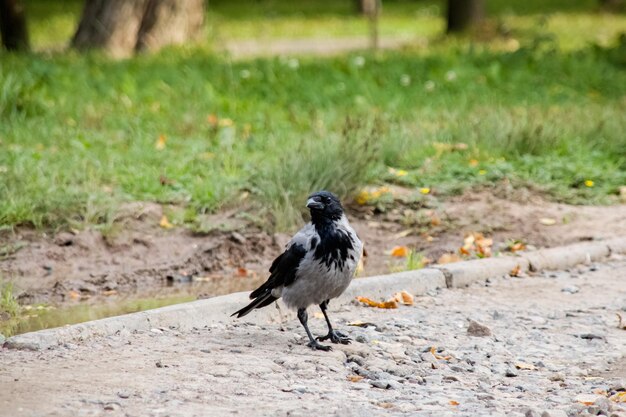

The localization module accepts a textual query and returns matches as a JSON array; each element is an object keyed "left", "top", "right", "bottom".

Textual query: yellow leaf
[
  {"left": 390, "top": 245, "right": 409, "bottom": 257},
  {"left": 539, "top": 218, "right": 556, "bottom": 226},
  {"left": 430, "top": 346, "right": 452, "bottom": 360},
  {"left": 159, "top": 215, "right": 174, "bottom": 229},
  {"left": 514, "top": 361, "right": 535, "bottom": 370},
  {"left": 610, "top": 392, "right": 626, "bottom": 403},
  {"left": 438, "top": 253, "right": 462, "bottom": 264},
  {"left": 155, "top": 135, "right": 166, "bottom": 150},
  {"left": 393, "top": 290, "right": 414, "bottom": 306},
  {"left": 449, "top": 400, "right": 459, "bottom": 406},
  {"left": 510, "top": 265, "right": 522, "bottom": 277},
  {"left": 218, "top": 118, "right": 234, "bottom": 127},
  {"left": 356, "top": 296, "right": 398, "bottom": 309}
]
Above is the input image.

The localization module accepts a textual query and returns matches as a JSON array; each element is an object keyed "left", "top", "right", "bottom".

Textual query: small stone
[
  {"left": 370, "top": 379, "right": 396, "bottom": 389},
  {"left": 561, "top": 286, "right": 580, "bottom": 294},
  {"left": 525, "top": 408, "right": 541, "bottom": 417},
  {"left": 155, "top": 360, "right": 164, "bottom": 368},
  {"left": 230, "top": 232, "right": 246, "bottom": 244},
  {"left": 467, "top": 320, "right": 492, "bottom": 337},
  {"left": 541, "top": 410, "right": 569, "bottom": 417},
  {"left": 505, "top": 368, "right": 518, "bottom": 377},
  {"left": 117, "top": 391, "right": 130, "bottom": 399}
]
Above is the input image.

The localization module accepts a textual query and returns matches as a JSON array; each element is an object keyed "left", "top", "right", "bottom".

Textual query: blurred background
[{"left": 0, "top": 0, "right": 625, "bottom": 335}]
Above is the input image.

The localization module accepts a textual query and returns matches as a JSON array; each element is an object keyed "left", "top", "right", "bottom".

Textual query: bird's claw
[
  {"left": 316, "top": 330, "right": 351, "bottom": 345},
  {"left": 307, "top": 340, "right": 332, "bottom": 351}
]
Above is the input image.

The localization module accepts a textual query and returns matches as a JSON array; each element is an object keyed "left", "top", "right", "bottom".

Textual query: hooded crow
[{"left": 232, "top": 191, "right": 363, "bottom": 351}]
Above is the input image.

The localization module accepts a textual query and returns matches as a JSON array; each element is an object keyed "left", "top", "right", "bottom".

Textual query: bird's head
[{"left": 306, "top": 191, "right": 344, "bottom": 222}]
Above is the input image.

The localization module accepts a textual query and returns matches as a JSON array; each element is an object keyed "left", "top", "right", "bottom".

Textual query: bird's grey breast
[{"left": 281, "top": 217, "right": 362, "bottom": 309}]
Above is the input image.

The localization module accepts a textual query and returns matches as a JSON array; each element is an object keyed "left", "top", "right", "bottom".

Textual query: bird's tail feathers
[{"left": 231, "top": 290, "right": 276, "bottom": 318}]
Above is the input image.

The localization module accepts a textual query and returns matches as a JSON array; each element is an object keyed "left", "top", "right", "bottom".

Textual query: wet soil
[{"left": 1, "top": 189, "right": 625, "bottom": 314}]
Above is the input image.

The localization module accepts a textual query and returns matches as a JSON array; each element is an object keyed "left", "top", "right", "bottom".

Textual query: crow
[{"left": 232, "top": 191, "right": 363, "bottom": 351}]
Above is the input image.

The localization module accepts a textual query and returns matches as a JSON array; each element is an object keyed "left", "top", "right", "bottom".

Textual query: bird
[{"left": 232, "top": 190, "right": 363, "bottom": 351}]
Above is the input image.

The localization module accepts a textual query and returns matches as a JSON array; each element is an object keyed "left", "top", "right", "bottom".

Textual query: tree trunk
[
  {"left": 446, "top": 0, "right": 484, "bottom": 34},
  {"left": 72, "top": 0, "right": 204, "bottom": 58},
  {"left": 0, "top": 0, "right": 29, "bottom": 51},
  {"left": 355, "top": 0, "right": 378, "bottom": 15},
  {"left": 136, "top": 0, "right": 204, "bottom": 52}
]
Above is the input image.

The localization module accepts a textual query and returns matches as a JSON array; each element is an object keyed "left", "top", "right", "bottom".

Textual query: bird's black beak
[{"left": 306, "top": 197, "right": 324, "bottom": 210}]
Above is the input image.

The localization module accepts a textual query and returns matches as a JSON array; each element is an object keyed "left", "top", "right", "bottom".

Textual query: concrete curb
[{"left": 6, "top": 237, "right": 626, "bottom": 351}]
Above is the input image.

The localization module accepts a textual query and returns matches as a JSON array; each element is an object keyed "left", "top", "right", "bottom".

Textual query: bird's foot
[
  {"left": 307, "top": 340, "right": 332, "bottom": 351},
  {"left": 317, "top": 330, "right": 351, "bottom": 345}
]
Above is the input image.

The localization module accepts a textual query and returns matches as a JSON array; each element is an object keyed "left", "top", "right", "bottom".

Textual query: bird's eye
[{"left": 323, "top": 197, "right": 331, "bottom": 203}]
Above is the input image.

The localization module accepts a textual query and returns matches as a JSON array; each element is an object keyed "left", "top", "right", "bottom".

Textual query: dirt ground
[{"left": 1, "top": 189, "right": 625, "bottom": 309}]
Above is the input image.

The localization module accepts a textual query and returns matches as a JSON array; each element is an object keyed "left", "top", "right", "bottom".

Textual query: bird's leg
[
  {"left": 297, "top": 308, "right": 331, "bottom": 351},
  {"left": 316, "top": 300, "right": 351, "bottom": 344}
]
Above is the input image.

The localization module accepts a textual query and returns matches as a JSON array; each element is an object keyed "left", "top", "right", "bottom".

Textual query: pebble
[
  {"left": 561, "top": 286, "right": 580, "bottom": 294},
  {"left": 467, "top": 320, "right": 492, "bottom": 337}
]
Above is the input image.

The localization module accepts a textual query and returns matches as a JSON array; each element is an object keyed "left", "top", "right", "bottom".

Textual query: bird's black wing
[
  {"left": 232, "top": 243, "right": 307, "bottom": 318},
  {"left": 250, "top": 243, "right": 306, "bottom": 299}
]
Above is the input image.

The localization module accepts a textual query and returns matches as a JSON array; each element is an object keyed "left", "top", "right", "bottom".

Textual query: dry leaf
[
  {"left": 430, "top": 346, "right": 452, "bottom": 361},
  {"left": 449, "top": 400, "right": 460, "bottom": 406},
  {"left": 236, "top": 267, "right": 250, "bottom": 277},
  {"left": 539, "top": 218, "right": 557, "bottom": 226},
  {"left": 390, "top": 246, "right": 409, "bottom": 258},
  {"left": 347, "top": 375, "right": 364, "bottom": 382},
  {"left": 576, "top": 394, "right": 601, "bottom": 405},
  {"left": 356, "top": 296, "right": 398, "bottom": 309},
  {"left": 514, "top": 361, "right": 535, "bottom": 370},
  {"left": 393, "top": 290, "right": 414, "bottom": 306},
  {"left": 313, "top": 312, "right": 324, "bottom": 319},
  {"left": 508, "top": 240, "right": 526, "bottom": 252},
  {"left": 159, "top": 215, "right": 174, "bottom": 229},
  {"left": 155, "top": 134, "right": 166, "bottom": 150},
  {"left": 510, "top": 265, "right": 522, "bottom": 277},
  {"left": 438, "top": 253, "right": 462, "bottom": 264},
  {"left": 207, "top": 114, "right": 218, "bottom": 127},
  {"left": 376, "top": 402, "right": 394, "bottom": 409},
  {"left": 610, "top": 392, "right": 626, "bottom": 403},
  {"left": 68, "top": 290, "right": 80, "bottom": 300},
  {"left": 102, "top": 290, "right": 118, "bottom": 296}
]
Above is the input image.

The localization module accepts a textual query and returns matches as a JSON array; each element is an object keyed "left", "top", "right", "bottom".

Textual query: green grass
[{"left": 1, "top": 0, "right": 625, "bottom": 232}]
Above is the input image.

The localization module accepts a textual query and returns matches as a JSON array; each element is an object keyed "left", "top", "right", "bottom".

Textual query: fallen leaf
[
  {"left": 610, "top": 392, "right": 626, "bottom": 403},
  {"left": 207, "top": 114, "right": 218, "bottom": 127},
  {"left": 102, "top": 290, "right": 118, "bottom": 296},
  {"left": 508, "top": 240, "right": 526, "bottom": 252},
  {"left": 159, "top": 215, "right": 174, "bottom": 229},
  {"left": 376, "top": 402, "right": 394, "bottom": 409},
  {"left": 539, "top": 218, "right": 557, "bottom": 226},
  {"left": 68, "top": 290, "right": 80, "bottom": 300},
  {"left": 390, "top": 246, "right": 409, "bottom": 258},
  {"left": 430, "top": 346, "right": 452, "bottom": 361},
  {"left": 576, "top": 394, "right": 601, "bottom": 405},
  {"left": 347, "top": 375, "right": 364, "bottom": 382},
  {"left": 393, "top": 290, "right": 414, "bottom": 306},
  {"left": 236, "top": 267, "right": 250, "bottom": 277},
  {"left": 356, "top": 296, "right": 398, "bottom": 309},
  {"left": 438, "top": 253, "right": 462, "bottom": 264},
  {"left": 155, "top": 134, "right": 166, "bottom": 150},
  {"left": 313, "top": 312, "right": 324, "bottom": 319},
  {"left": 449, "top": 400, "right": 459, "bottom": 406},
  {"left": 430, "top": 214, "right": 441, "bottom": 226},
  {"left": 510, "top": 264, "right": 522, "bottom": 277},
  {"left": 514, "top": 361, "right": 535, "bottom": 370}
]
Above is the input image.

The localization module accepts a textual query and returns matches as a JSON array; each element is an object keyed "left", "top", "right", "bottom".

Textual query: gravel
[{"left": 1, "top": 259, "right": 625, "bottom": 416}]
